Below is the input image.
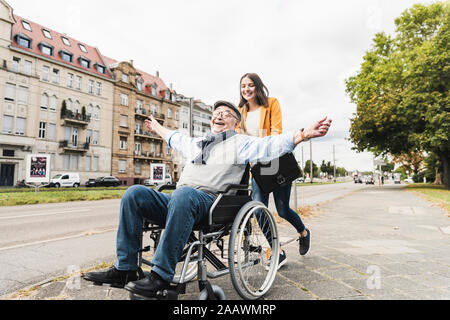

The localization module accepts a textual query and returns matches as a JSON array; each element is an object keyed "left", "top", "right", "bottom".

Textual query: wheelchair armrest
[
  {"left": 219, "top": 184, "right": 250, "bottom": 194},
  {"left": 156, "top": 183, "right": 177, "bottom": 193}
]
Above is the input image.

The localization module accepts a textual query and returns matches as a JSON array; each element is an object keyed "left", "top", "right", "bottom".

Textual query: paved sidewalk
[{"left": 2, "top": 184, "right": 449, "bottom": 300}]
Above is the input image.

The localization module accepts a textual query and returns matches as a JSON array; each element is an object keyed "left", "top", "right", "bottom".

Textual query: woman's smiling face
[{"left": 241, "top": 77, "right": 257, "bottom": 103}]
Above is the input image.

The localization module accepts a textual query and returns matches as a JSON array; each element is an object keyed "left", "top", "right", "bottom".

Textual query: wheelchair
[{"left": 130, "top": 180, "right": 280, "bottom": 301}]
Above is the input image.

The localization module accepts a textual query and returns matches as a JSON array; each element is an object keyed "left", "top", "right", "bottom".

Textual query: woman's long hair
[{"left": 239, "top": 73, "right": 269, "bottom": 109}]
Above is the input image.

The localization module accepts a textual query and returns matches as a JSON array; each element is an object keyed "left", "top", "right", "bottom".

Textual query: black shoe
[
  {"left": 83, "top": 266, "right": 138, "bottom": 288},
  {"left": 299, "top": 229, "right": 311, "bottom": 256},
  {"left": 125, "top": 271, "right": 171, "bottom": 298}
]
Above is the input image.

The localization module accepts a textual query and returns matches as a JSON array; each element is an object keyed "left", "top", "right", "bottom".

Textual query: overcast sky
[{"left": 7, "top": 0, "right": 428, "bottom": 172}]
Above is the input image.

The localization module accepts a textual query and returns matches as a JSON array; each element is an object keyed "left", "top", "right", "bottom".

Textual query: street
[{"left": 1, "top": 181, "right": 449, "bottom": 299}]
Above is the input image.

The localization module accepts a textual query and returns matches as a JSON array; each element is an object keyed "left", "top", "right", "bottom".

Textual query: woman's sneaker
[
  {"left": 299, "top": 229, "right": 311, "bottom": 256},
  {"left": 265, "top": 250, "right": 287, "bottom": 271}
]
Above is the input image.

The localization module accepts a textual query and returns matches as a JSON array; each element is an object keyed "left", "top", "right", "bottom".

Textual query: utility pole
[
  {"left": 333, "top": 145, "right": 336, "bottom": 183},
  {"left": 310, "top": 140, "right": 313, "bottom": 184}
]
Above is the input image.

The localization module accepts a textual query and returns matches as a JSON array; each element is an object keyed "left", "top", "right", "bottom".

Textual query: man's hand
[
  {"left": 294, "top": 117, "right": 332, "bottom": 146},
  {"left": 145, "top": 115, "right": 169, "bottom": 138}
]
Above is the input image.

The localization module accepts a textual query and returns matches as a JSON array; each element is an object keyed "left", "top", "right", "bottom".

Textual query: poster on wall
[{"left": 26, "top": 154, "right": 51, "bottom": 184}]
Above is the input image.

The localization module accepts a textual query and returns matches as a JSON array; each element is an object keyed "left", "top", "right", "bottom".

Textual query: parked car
[
  {"left": 354, "top": 176, "right": 363, "bottom": 184},
  {"left": 86, "top": 176, "right": 121, "bottom": 187},
  {"left": 49, "top": 173, "right": 80, "bottom": 188},
  {"left": 404, "top": 177, "right": 414, "bottom": 183},
  {"left": 365, "top": 176, "right": 375, "bottom": 185},
  {"left": 296, "top": 177, "right": 305, "bottom": 183},
  {"left": 144, "top": 174, "right": 173, "bottom": 186}
]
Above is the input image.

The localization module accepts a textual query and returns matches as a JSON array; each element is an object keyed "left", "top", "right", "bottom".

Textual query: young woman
[{"left": 237, "top": 73, "right": 311, "bottom": 267}]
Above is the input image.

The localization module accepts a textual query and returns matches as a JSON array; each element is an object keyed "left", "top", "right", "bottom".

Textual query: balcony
[
  {"left": 135, "top": 108, "right": 147, "bottom": 118},
  {"left": 133, "top": 151, "right": 164, "bottom": 160},
  {"left": 61, "top": 111, "right": 91, "bottom": 126},
  {"left": 134, "top": 129, "right": 163, "bottom": 141},
  {"left": 58, "top": 140, "right": 90, "bottom": 153}
]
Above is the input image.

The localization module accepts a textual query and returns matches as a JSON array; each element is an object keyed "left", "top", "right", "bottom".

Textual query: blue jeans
[
  {"left": 252, "top": 178, "right": 305, "bottom": 234},
  {"left": 114, "top": 185, "right": 215, "bottom": 282}
]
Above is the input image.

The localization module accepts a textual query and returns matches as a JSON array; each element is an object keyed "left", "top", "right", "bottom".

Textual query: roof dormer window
[
  {"left": 59, "top": 49, "right": 73, "bottom": 63},
  {"left": 42, "top": 29, "right": 52, "bottom": 39},
  {"left": 15, "top": 34, "right": 32, "bottom": 49},
  {"left": 79, "top": 44, "right": 88, "bottom": 53},
  {"left": 94, "top": 63, "right": 106, "bottom": 74},
  {"left": 39, "top": 43, "right": 54, "bottom": 56},
  {"left": 61, "top": 37, "right": 71, "bottom": 46},
  {"left": 137, "top": 79, "right": 143, "bottom": 91},
  {"left": 78, "top": 57, "right": 91, "bottom": 69},
  {"left": 22, "top": 20, "right": 32, "bottom": 32}
]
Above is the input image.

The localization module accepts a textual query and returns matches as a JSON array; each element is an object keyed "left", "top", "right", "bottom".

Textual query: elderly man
[{"left": 84, "top": 100, "right": 331, "bottom": 298}]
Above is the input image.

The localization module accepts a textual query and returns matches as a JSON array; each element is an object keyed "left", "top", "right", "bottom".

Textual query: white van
[{"left": 50, "top": 173, "right": 81, "bottom": 188}]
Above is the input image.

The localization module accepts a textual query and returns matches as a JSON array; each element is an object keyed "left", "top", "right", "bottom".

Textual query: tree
[
  {"left": 304, "top": 160, "right": 319, "bottom": 178},
  {"left": 346, "top": 2, "right": 450, "bottom": 189},
  {"left": 61, "top": 100, "right": 67, "bottom": 117}
]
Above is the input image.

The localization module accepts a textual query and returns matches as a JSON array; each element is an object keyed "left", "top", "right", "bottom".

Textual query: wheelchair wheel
[
  {"left": 172, "top": 261, "right": 198, "bottom": 284},
  {"left": 228, "top": 201, "right": 279, "bottom": 300}
]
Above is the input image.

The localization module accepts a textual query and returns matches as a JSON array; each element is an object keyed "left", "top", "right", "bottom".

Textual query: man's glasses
[{"left": 212, "top": 110, "right": 238, "bottom": 120}]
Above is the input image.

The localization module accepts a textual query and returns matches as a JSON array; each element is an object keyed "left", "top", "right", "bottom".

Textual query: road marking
[
  {"left": 0, "top": 228, "right": 117, "bottom": 252},
  {"left": 0, "top": 209, "right": 92, "bottom": 220}
]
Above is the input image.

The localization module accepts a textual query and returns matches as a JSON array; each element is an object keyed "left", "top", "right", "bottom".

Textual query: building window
[
  {"left": 95, "top": 64, "right": 106, "bottom": 74},
  {"left": 24, "top": 61, "right": 32, "bottom": 75},
  {"left": 121, "top": 94, "right": 129, "bottom": 106},
  {"left": 122, "top": 74, "right": 128, "bottom": 83},
  {"left": 2, "top": 115, "right": 13, "bottom": 134},
  {"left": 40, "top": 94, "right": 49, "bottom": 110},
  {"left": 88, "top": 80, "right": 94, "bottom": 94},
  {"left": 48, "top": 123, "right": 56, "bottom": 140},
  {"left": 49, "top": 96, "right": 57, "bottom": 112},
  {"left": 137, "top": 80, "right": 143, "bottom": 91},
  {"left": 118, "top": 160, "right": 126, "bottom": 173},
  {"left": 136, "top": 100, "right": 143, "bottom": 111},
  {"left": 12, "top": 57, "right": 20, "bottom": 72},
  {"left": 18, "top": 86, "right": 28, "bottom": 104},
  {"left": 70, "top": 155, "right": 79, "bottom": 170},
  {"left": 96, "top": 82, "right": 102, "bottom": 96},
  {"left": 40, "top": 44, "right": 53, "bottom": 56},
  {"left": 94, "top": 106, "right": 100, "bottom": 120},
  {"left": 135, "top": 162, "right": 141, "bottom": 175},
  {"left": 120, "top": 137, "right": 127, "bottom": 150},
  {"left": 93, "top": 130, "right": 99, "bottom": 145},
  {"left": 16, "top": 118, "right": 27, "bottom": 136},
  {"left": 165, "top": 91, "right": 170, "bottom": 100},
  {"left": 61, "top": 51, "right": 73, "bottom": 63},
  {"left": 167, "top": 109, "right": 172, "bottom": 119},
  {"left": 22, "top": 20, "right": 32, "bottom": 31},
  {"left": 175, "top": 111, "right": 179, "bottom": 121},
  {"left": 63, "top": 155, "right": 70, "bottom": 170},
  {"left": 151, "top": 85, "right": 157, "bottom": 96},
  {"left": 42, "top": 29, "right": 52, "bottom": 39},
  {"left": 75, "top": 76, "right": 82, "bottom": 90},
  {"left": 79, "top": 44, "right": 88, "bottom": 53},
  {"left": 39, "top": 122, "right": 46, "bottom": 138},
  {"left": 42, "top": 66, "right": 50, "bottom": 81},
  {"left": 16, "top": 35, "right": 32, "bottom": 49},
  {"left": 87, "top": 104, "right": 93, "bottom": 118},
  {"left": 67, "top": 73, "right": 73, "bottom": 87},
  {"left": 86, "top": 129, "right": 92, "bottom": 144},
  {"left": 79, "top": 58, "right": 90, "bottom": 69},
  {"left": 120, "top": 115, "right": 128, "bottom": 127},
  {"left": 85, "top": 156, "right": 91, "bottom": 171},
  {"left": 93, "top": 156, "right": 99, "bottom": 171},
  {"left": 61, "top": 37, "right": 71, "bottom": 46},
  {"left": 151, "top": 104, "right": 158, "bottom": 115},
  {"left": 52, "top": 69, "right": 59, "bottom": 84},
  {"left": 3, "top": 149, "right": 14, "bottom": 157},
  {"left": 4, "top": 83, "right": 15, "bottom": 101}
]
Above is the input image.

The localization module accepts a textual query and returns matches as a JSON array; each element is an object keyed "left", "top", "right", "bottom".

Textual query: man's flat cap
[{"left": 213, "top": 100, "right": 241, "bottom": 121}]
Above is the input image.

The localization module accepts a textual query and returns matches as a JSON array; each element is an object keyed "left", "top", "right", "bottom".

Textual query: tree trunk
[{"left": 441, "top": 153, "right": 450, "bottom": 190}]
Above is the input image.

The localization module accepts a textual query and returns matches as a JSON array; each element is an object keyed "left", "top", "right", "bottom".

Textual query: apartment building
[
  {"left": 0, "top": 1, "right": 114, "bottom": 186},
  {"left": 103, "top": 56, "right": 181, "bottom": 185}
]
